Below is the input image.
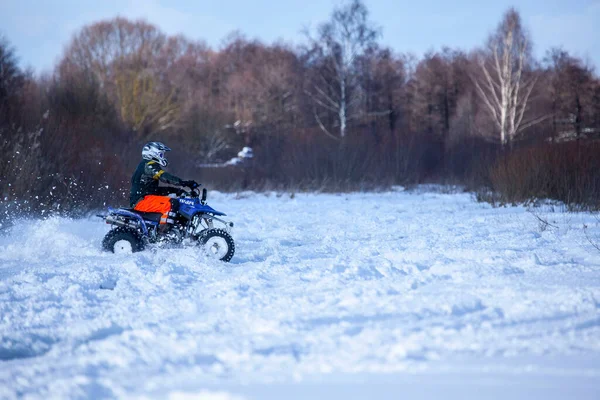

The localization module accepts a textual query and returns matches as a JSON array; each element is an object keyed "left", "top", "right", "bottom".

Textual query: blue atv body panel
[{"left": 178, "top": 197, "right": 226, "bottom": 219}]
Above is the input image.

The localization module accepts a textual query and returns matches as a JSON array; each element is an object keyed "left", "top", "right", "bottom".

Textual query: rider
[{"left": 130, "top": 142, "right": 199, "bottom": 228}]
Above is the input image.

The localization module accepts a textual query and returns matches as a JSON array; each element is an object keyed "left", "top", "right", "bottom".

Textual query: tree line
[{"left": 1, "top": 0, "right": 599, "bottom": 219}]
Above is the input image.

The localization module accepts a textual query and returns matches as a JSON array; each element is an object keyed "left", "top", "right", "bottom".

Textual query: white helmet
[{"left": 142, "top": 142, "right": 171, "bottom": 167}]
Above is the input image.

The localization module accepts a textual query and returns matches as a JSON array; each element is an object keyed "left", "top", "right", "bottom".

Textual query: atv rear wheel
[
  {"left": 199, "top": 229, "right": 235, "bottom": 262},
  {"left": 102, "top": 228, "right": 145, "bottom": 254}
]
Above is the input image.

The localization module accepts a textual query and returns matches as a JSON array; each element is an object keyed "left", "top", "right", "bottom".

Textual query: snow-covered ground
[{"left": 1, "top": 189, "right": 600, "bottom": 399}]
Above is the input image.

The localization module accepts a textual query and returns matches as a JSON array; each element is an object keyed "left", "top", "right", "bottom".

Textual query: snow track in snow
[{"left": 1, "top": 190, "right": 600, "bottom": 399}]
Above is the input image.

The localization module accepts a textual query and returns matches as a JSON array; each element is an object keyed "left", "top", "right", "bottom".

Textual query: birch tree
[
  {"left": 305, "top": 0, "right": 379, "bottom": 139},
  {"left": 472, "top": 8, "right": 546, "bottom": 146}
]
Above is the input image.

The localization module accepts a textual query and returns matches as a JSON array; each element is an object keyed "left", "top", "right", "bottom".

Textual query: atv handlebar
[{"left": 180, "top": 187, "right": 207, "bottom": 204}]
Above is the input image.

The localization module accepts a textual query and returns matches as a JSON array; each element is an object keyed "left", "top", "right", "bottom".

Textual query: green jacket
[{"left": 130, "top": 160, "right": 184, "bottom": 206}]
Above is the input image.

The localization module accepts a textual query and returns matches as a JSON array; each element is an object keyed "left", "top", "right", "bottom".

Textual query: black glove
[{"left": 181, "top": 180, "right": 200, "bottom": 189}]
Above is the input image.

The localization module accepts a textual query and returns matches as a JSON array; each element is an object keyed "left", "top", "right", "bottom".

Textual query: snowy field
[{"left": 1, "top": 189, "right": 600, "bottom": 399}]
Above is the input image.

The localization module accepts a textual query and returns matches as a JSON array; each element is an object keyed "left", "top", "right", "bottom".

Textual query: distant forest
[{"left": 1, "top": 0, "right": 599, "bottom": 218}]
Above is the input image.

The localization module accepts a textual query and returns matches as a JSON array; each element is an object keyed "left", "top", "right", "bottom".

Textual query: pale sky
[{"left": 1, "top": 0, "right": 599, "bottom": 73}]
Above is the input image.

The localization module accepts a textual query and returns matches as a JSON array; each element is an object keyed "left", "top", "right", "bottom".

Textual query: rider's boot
[
  {"left": 158, "top": 211, "right": 177, "bottom": 233},
  {"left": 158, "top": 223, "right": 171, "bottom": 234}
]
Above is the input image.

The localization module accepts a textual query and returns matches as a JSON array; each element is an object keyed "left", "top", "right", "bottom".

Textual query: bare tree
[
  {"left": 472, "top": 8, "right": 547, "bottom": 146},
  {"left": 217, "top": 35, "right": 301, "bottom": 147},
  {"left": 364, "top": 48, "right": 407, "bottom": 141},
  {"left": 544, "top": 48, "right": 597, "bottom": 140},
  {"left": 409, "top": 48, "right": 470, "bottom": 139},
  {"left": 60, "top": 18, "right": 180, "bottom": 136},
  {"left": 304, "top": 0, "right": 380, "bottom": 139},
  {"left": 0, "top": 35, "right": 26, "bottom": 122}
]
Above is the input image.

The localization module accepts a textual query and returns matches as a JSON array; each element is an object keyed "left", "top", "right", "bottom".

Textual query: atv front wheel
[
  {"left": 102, "top": 228, "right": 145, "bottom": 254},
  {"left": 199, "top": 229, "right": 235, "bottom": 262}
]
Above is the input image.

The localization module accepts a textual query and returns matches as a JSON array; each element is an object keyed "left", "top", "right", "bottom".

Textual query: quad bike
[{"left": 98, "top": 188, "right": 235, "bottom": 262}]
